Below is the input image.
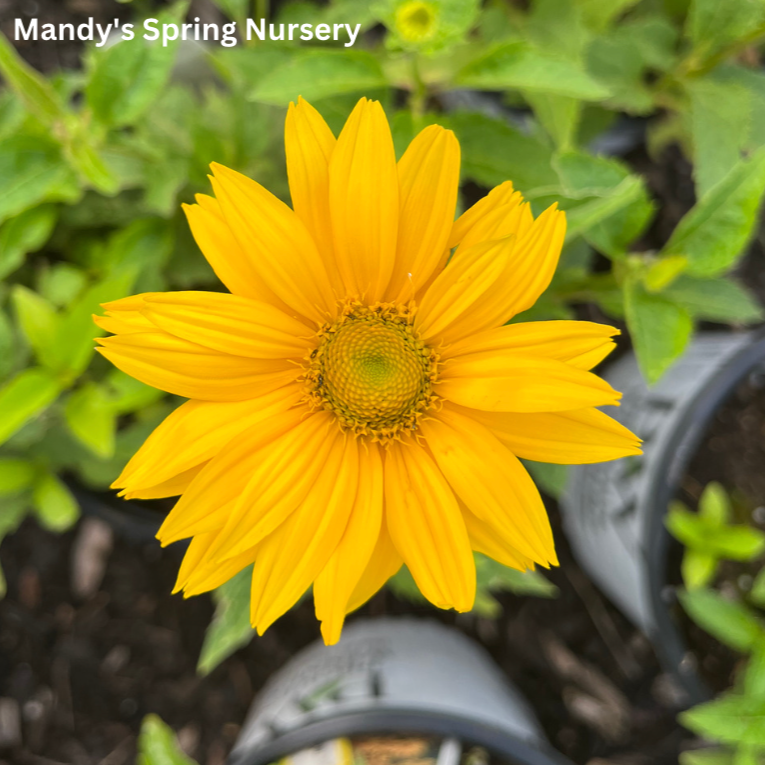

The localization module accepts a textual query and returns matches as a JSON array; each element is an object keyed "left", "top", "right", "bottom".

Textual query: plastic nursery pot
[
  {"left": 560, "top": 330, "right": 765, "bottom": 705},
  {"left": 227, "top": 618, "right": 572, "bottom": 765}
]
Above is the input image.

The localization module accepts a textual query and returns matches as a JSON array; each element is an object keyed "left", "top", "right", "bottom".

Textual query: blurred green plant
[
  {"left": 137, "top": 714, "right": 198, "bottom": 765},
  {"left": 2, "top": 0, "right": 765, "bottom": 674},
  {"left": 667, "top": 483, "right": 765, "bottom": 764}
]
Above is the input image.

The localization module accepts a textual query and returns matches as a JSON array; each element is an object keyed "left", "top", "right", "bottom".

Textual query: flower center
[
  {"left": 305, "top": 302, "right": 439, "bottom": 441},
  {"left": 395, "top": 0, "right": 439, "bottom": 42}
]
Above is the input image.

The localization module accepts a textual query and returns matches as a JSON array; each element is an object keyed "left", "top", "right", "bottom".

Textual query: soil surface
[{"left": 0, "top": 499, "right": 692, "bottom": 765}]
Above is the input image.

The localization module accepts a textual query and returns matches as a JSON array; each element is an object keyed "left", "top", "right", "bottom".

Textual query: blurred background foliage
[{"left": 1, "top": 0, "right": 765, "bottom": 677}]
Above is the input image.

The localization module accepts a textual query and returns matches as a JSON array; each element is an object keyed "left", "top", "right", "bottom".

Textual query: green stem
[{"left": 409, "top": 54, "right": 427, "bottom": 127}]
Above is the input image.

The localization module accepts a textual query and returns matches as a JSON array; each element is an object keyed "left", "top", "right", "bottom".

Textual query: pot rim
[{"left": 227, "top": 708, "right": 573, "bottom": 765}]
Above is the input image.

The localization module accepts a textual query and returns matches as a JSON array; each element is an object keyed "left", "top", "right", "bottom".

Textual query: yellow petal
[
  {"left": 175, "top": 531, "right": 259, "bottom": 597},
  {"left": 314, "top": 441, "right": 384, "bottom": 645},
  {"left": 458, "top": 405, "right": 642, "bottom": 464},
  {"left": 455, "top": 195, "right": 531, "bottom": 253},
  {"left": 183, "top": 197, "right": 290, "bottom": 310},
  {"left": 329, "top": 98, "right": 398, "bottom": 302},
  {"left": 422, "top": 406, "right": 557, "bottom": 566},
  {"left": 96, "top": 332, "right": 300, "bottom": 402},
  {"left": 446, "top": 205, "right": 566, "bottom": 340},
  {"left": 461, "top": 504, "right": 536, "bottom": 572},
  {"left": 285, "top": 97, "right": 344, "bottom": 293},
  {"left": 207, "top": 412, "right": 341, "bottom": 562},
  {"left": 415, "top": 237, "right": 512, "bottom": 342},
  {"left": 441, "top": 320, "right": 620, "bottom": 367},
  {"left": 156, "top": 408, "right": 306, "bottom": 544},
  {"left": 384, "top": 441, "right": 475, "bottom": 612},
  {"left": 140, "top": 291, "right": 313, "bottom": 359},
  {"left": 115, "top": 384, "right": 303, "bottom": 493},
  {"left": 344, "top": 515, "right": 403, "bottom": 613},
  {"left": 439, "top": 351, "right": 622, "bottom": 412},
  {"left": 448, "top": 181, "right": 521, "bottom": 248},
  {"left": 385, "top": 125, "right": 460, "bottom": 301},
  {"left": 250, "top": 435, "right": 359, "bottom": 633},
  {"left": 122, "top": 463, "right": 205, "bottom": 500},
  {"left": 93, "top": 311, "right": 155, "bottom": 335},
  {"left": 210, "top": 163, "right": 337, "bottom": 324}
]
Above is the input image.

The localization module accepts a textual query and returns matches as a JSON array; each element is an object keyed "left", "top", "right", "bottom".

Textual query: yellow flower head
[
  {"left": 395, "top": 0, "right": 439, "bottom": 43},
  {"left": 95, "top": 97, "right": 641, "bottom": 645}
]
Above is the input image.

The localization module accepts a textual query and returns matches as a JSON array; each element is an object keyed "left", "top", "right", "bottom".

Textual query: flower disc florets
[{"left": 305, "top": 301, "right": 440, "bottom": 442}]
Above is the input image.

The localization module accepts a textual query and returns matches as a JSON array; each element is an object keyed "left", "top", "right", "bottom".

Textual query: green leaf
[
  {"left": 712, "top": 527, "right": 765, "bottom": 561},
  {"left": 524, "top": 460, "right": 568, "bottom": 499},
  {"left": 0, "top": 308, "right": 15, "bottom": 381},
  {"left": 11, "top": 285, "right": 60, "bottom": 369},
  {"left": 662, "top": 148, "right": 765, "bottom": 278},
  {"left": 744, "top": 645, "right": 765, "bottom": 698},
  {"left": 105, "top": 370, "right": 165, "bottom": 415},
  {"left": 524, "top": 92, "right": 581, "bottom": 150},
  {"left": 46, "top": 270, "right": 136, "bottom": 379},
  {"left": 65, "top": 383, "right": 116, "bottom": 459},
  {"left": 552, "top": 150, "right": 655, "bottom": 256},
  {"left": 0, "top": 204, "right": 58, "bottom": 279},
  {"left": 682, "top": 549, "right": 718, "bottom": 590},
  {"left": 681, "top": 693, "right": 765, "bottom": 747},
  {"left": 687, "top": 75, "right": 753, "bottom": 198},
  {"left": 31, "top": 472, "right": 79, "bottom": 532},
  {"left": 751, "top": 569, "right": 765, "bottom": 609},
  {"left": 475, "top": 554, "right": 558, "bottom": 599},
  {"left": 680, "top": 749, "right": 735, "bottom": 765},
  {"left": 198, "top": 566, "right": 255, "bottom": 676},
  {"left": 643, "top": 255, "right": 689, "bottom": 292},
  {"left": 39, "top": 264, "right": 87, "bottom": 308},
  {"left": 63, "top": 138, "right": 120, "bottom": 195},
  {"left": 0, "top": 459, "right": 36, "bottom": 495},
  {"left": 102, "top": 217, "right": 175, "bottom": 276},
  {"left": 624, "top": 277, "right": 692, "bottom": 384},
  {"left": 700, "top": 481, "right": 732, "bottom": 525},
  {"left": 85, "top": 11, "right": 184, "bottom": 128},
  {"left": 686, "top": 0, "right": 765, "bottom": 60},
  {"left": 456, "top": 41, "right": 610, "bottom": 100},
  {"left": 0, "top": 367, "right": 61, "bottom": 446},
  {"left": 566, "top": 176, "right": 647, "bottom": 243},
  {"left": 137, "top": 714, "right": 198, "bottom": 765},
  {"left": 586, "top": 16, "right": 678, "bottom": 114},
  {"left": 209, "top": 0, "right": 251, "bottom": 23},
  {"left": 448, "top": 111, "right": 558, "bottom": 195},
  {"left": 0, "top": 31, "right": 66, "bottom": 125},
  {"left": 0, "top": 135, "right": 80, "bottom": 225},
  {"left": 678, "top": 588, "right": 765, "bottom": 653},
  {"left": 250, "top": 49, "right": 387, "bottom": 105},
  {"left": 577, "top": 0, "right": 642, "bottom": 33},
  {"left": 662, "top": 275, "right": 763, "bottom": 324}
]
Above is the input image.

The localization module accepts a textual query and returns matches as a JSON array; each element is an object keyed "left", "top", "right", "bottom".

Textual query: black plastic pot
[
  {"left": 560, "top": 331, "right": 765, "bottom": 705},
  {"left": 228, "top": 618, "right": 572, "bottom": 765}
]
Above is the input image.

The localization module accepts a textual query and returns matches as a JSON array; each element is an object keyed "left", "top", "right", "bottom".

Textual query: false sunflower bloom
[{"left": 95, "top": 97, "right": 640, "bottom": 645}]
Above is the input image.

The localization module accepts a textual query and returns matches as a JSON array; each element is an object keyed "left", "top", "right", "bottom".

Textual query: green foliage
[
  {"left": 667, "top": 481, "right": 765, "bottom": 762},
  {"left": 666, "top": 483, "right": 765, "bottom": 589},
  {"left": 137, "top": 714, "right": 198, "bottom": 765},
  {"left": 197, "top": 565, "right": 255, "bottom": 676}
]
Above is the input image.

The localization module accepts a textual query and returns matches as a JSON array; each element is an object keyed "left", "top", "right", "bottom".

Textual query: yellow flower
[
  {"left": 95, "top": 97, "right": 641, "bottom": 645},
  {"left": 395, "top": 1, "right": 439, "bottom": 43}
]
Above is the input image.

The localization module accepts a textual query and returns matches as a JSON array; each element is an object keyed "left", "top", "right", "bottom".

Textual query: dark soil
[
  {"left": 0, "top": 493, "right": 692, "bottom": 765},
  {"left": 670, "top": 373, "right": 765, "bottom": 694}
]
